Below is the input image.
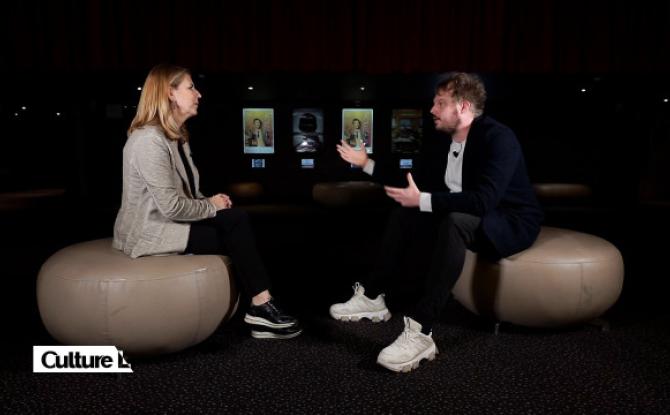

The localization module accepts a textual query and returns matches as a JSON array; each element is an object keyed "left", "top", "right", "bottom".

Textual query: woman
[{"left": 113, "top": 64, "right": 301, "bottom": 339}]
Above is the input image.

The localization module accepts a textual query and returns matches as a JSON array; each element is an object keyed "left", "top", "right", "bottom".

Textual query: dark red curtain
[{"left": 3, "top": 0, "right": 669, "bottom": 73}]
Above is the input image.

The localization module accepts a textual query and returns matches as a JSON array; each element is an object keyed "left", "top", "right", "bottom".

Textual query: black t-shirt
[{"left": 177, "top": 141, "right": 196, "bottom": 197}]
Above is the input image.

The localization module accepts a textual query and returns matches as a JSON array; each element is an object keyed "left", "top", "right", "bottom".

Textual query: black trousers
[
  {"left": 185, "top": 208, "right": 270, "bottom": 298},
  {"left": 365, "top": 206, "right": 490, "bottom": 332}
]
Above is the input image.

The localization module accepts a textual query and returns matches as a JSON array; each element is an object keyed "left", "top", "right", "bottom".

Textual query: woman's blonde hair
[{"left": 128, "top": 64, "right": 191, "bottom": 141}]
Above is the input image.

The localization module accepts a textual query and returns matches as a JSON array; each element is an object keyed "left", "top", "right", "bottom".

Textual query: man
[
  {"left": 331, "top": 72, "right": 543, "bottom": 372},
  {"left": 347, "top": 118, "right": 368, "bottom": 148},
  {"left": 247, "top": 118, "right": 270, "bottom": 147}
]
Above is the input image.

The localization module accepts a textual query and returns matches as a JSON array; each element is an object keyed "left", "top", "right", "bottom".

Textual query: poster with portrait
[
  {"left": 391, "top": 109, "right": 423, "bottom": 154},
  {"left": 243, "top": 108, "right": 275, "bottom": 154},
  {"left": 341, "top": 108, "right": 373, "bottom": 153},
  {"left": 292, "top": 108, "right": 324, "bottom": 153}
]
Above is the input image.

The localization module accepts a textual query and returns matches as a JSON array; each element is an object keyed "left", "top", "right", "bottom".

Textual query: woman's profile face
[{"left": 170, "top": 74, "right": 201, "bottom": 121}]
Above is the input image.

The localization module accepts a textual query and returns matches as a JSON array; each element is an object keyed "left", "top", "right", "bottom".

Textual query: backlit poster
[
  {"left": 243, "top": 108, "right": 275, "bottom": 154},
  {"left": 341, "top": 108, "right": 373, "bottom": 153},
  {"left": 292, "top": 108, "right": 324, "bottom": 153},
  {"left": 391, "top": 109, "right": 422, "bottom": 154}
]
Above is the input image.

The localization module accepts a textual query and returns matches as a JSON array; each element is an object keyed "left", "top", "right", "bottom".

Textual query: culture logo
[{"left": 33, "top": 346, "right": 133, "bottom": 373}]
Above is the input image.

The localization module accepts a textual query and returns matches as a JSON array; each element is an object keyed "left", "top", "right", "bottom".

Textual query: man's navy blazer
[{"left": 372, "top": 115, "right": 543, "bottom": 259}]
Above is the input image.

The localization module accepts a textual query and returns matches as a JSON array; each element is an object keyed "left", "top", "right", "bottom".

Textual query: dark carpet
[{"left": 2, "top": 301, "right": 669, "bottom": 414}]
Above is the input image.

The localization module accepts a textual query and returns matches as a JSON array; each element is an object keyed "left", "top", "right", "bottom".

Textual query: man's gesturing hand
[{"left": 384, "top": 173, "right": 421, "bottom": 207}]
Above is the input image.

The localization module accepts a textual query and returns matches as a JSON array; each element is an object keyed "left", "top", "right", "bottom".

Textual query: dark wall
[
  {"left": 3, "top": 71, "right": 669, "bottom": 204},
  {"left": 3, "top": 1, "right": 669, "bottom": 203},
  {"left": 3, "top": 0, "right": 669, "bottom": 74},
  {"left": 2, "top": 2, "right": 669, "bottom": 236}
]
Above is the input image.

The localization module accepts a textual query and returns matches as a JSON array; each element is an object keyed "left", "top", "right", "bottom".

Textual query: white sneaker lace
[
  {"left": 396, "top": 317, "right": 417, "bottom": 350},
  {"left": 352, "top": 282, "right": 363, "bottom": 295}
]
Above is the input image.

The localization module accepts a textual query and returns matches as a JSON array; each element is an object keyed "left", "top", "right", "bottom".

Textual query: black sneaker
[
  {"left": 250, "top": 324, "right": 303, "bottom": 340},
  {"left": 244, "top": 299, "right": 299, "bottom": 329}
]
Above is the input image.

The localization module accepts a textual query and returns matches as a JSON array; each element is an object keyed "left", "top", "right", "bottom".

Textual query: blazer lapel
[{"left": 462, "top": 117, "right": 483, "bottom": 190}]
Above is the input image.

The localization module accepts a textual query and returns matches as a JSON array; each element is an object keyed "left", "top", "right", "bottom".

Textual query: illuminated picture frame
[
  {"left": 341, "top": 108, "right": 373, "bottom": 153},
  {"left": 292, "top": 108, "right": 324, "bottom": 153},
  {"left": 391, "top": 109, "right": 423, "bottom": 154},
  {"left": 243, "top": 108, "right": 275, "bottom": 154}
]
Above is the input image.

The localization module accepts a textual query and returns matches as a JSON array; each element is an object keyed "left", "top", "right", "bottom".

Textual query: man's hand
[
  {"left": 336, "top": 139, "right": 369, "bottom": 167},
  {"left": 208, "top": 193, "right": 233, "bottom": 210},
  {"left": 384, "top": 173, "right": 421, "bottom": 207}
]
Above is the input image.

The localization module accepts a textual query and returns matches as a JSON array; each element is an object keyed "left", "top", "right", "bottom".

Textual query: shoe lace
[
  {"left": 265, "top": 299, "right": 280, "bottom": 313},
  {"left": 396, "top": 317, "right": 419, "bottom": 350},
  {"left": 352, "top": 282, "right": 363, "bottom": 295}
]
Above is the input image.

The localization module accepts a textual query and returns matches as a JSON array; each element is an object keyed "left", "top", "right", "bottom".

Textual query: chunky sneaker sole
[
  {"left": 329, "top": 308, "right": 391, "bottom": 323},
  {"left": 251, "top": 328, "right": 303, "bottom": 339},
  {"left": 244, "top": 314, "right": 295, "bottom": 329},
  {"left": 377, "top": 344, "right": 439, "bottom": 373}
]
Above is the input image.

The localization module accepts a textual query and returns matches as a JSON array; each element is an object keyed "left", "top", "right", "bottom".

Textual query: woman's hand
[
  {"left": 208, "top": 193, "right": 233, "bottom": 210},
  {"left": 336, "top": 140, "right": 369, "bottom": 167}
]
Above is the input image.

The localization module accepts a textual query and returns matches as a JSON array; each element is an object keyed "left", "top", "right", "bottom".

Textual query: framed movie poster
[
  {"left": 243, "top": 108, "right": 275, "bottom": 154},
  {"left": 292, "top": 108, "right": 324, "bottom": 153},
  {"left": 391, "top": 109, "right": 422, "bottom": 154},
  {"left": 341, "top": 108, "right": 373, "bottom": 153}
]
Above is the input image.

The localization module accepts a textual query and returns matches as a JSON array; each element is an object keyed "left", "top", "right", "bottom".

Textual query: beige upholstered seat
[
  {"left": 533, "top": 183, "right": 593, "bottom": 200},
  {"left": 37, "top": 239, "right": 238, "bottom": 355},
  {"left": 452, "top": 227, "right": 623, "bottom": 327},
  {"left": 227, "top": 181, "right": 265, "bottom": 203},
  {"left": 312, "top": 181, "right": 385, "bottom": 207}
]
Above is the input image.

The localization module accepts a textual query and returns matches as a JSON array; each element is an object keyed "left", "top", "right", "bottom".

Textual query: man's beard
[{"left": 437, "top": 117, "right": 460, "bottom": 135}]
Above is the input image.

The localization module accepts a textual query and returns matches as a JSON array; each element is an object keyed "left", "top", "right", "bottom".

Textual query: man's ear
[{"left": 460, "top": 100, "right": 471, "bottom": 114}]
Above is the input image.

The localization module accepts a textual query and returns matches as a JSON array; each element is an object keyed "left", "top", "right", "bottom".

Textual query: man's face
[{"left": 430, "top": 89, "right": 462, "bottom": 134}]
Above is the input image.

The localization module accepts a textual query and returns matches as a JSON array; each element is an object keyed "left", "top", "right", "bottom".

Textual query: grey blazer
[{"left": 113, "top": 125, "right": 216, "bottom": 258}]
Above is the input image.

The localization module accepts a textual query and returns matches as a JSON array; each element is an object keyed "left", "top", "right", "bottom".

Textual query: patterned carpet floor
[{"left": 2, "top": 301, "right": 669, "bottom": 414}]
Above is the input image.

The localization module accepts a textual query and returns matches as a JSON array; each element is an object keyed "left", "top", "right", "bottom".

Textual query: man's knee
[
  {"left": 446, "top": 212, "right": 479, "bottom": 227},
  {"left": 440, "top": 212, "right": 481, "bottom": 241}
]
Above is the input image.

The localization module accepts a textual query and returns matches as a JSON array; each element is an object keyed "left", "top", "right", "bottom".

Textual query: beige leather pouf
[
  {"left": 37, "top": 239, "right": 238, "bottom": 355},
  {"left": 312, "top": 181, "right": 385, "bottom": 207},
  {"left": 452, "top": 227, "right": 624, "bottom": 327}
]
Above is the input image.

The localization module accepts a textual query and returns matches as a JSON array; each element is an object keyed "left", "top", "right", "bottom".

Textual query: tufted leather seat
[
  {"left": 37, "top": 238, "right": 238, "bottom": 355},
  {"left": 452, "top": 227, "right": 624, "bottom": 327},
  {"left": 312, "top": 181, "right": 385, "bottom": 207}
]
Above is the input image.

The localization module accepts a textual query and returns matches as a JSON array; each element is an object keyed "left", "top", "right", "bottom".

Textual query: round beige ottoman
[
  {"left": 452, "top": 227, "right": 624, "bottom": 327},
  {"left": 37, "top": 239, "right": 238, "bottom": 355},
  {"left": 312, "top": 181, "right": 385, "bottom": 207},
  {"left": 533, "top": 183, "right": 593, "bottom": 200},
  {"left": 227, "top": 181, "right": 265, "bottom": 203}
]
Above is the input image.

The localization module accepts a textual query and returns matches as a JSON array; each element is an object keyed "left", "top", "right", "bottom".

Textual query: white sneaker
[
  {"left": 329, "top": 282, "right": 391, "bottom": 322},
  {"left": 376, "top": 317, "right": 438, "bottom": 372}
]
